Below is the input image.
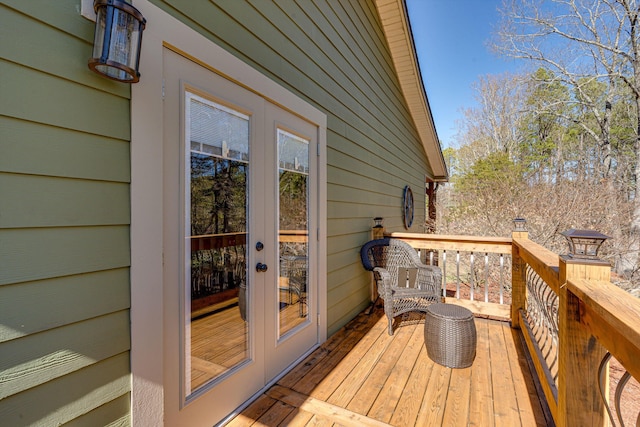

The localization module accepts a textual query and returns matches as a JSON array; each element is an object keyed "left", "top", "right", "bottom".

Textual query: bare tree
[
  {"left": 454, "top": 73, "right": 527, "bottom": 168},
  {"left": 495, "top": 0, "right": 640, "bottom": 279}
]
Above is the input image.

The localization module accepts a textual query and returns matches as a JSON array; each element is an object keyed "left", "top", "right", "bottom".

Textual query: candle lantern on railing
[
  {"left": 372, "top": 217, "right": 385, "bottom": 239},
  {"left": 513, "top": 217, "right": 527, "bottom": 232},
  {"left": 560, "top": 229, "right": 610, "bottom": 260}
]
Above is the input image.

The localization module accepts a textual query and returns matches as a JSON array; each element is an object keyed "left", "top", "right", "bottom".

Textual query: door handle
[{"left": 256, "top": 263, "right": 268, "bottom": 272}]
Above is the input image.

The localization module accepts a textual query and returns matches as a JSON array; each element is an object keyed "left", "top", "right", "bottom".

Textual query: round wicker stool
[{"left": 424, "top": 303, "right": 477, "bottom": 368}]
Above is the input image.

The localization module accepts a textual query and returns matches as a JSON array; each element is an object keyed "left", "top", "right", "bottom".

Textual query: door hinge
[
  {"left": 162, "top": 79, "right": 165, "bottom": 100},
  {"left": 317, "top": 143, "right": 320, "bottom": 156}
]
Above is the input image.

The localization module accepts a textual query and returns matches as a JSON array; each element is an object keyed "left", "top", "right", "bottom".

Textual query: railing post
[
  {"left": 510, "top": 218, "right": 528, "bottom": 329},
  {"left": 368, "top": 218, "right": 385, "bottom": 310},
  {"left": 557, "top": 231, "right": 611, "bottom": 427}
]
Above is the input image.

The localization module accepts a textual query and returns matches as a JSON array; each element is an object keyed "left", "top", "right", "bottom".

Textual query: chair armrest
[
  {"left": 415, "top": 261, "right": 440, "bottom": 271},
  {"left": 418, "top": 264, "right": 441, "bottom": 278},
  {"left": 416, "top": 265, "right": 442, "bottom": 293},
  {"left": 373, "top": 266, "right": 393, "bottom": 298}
]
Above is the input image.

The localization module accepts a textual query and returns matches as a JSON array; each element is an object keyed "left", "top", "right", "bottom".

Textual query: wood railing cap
[
  {"left": 567, "top": 278, "right": 640, "bottom": 351},
  {"left": 387, "top": 232, "right": 512, "bottom": 244}
]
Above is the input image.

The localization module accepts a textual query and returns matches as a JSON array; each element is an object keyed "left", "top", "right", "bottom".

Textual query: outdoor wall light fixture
[
  {"left": 560, "top": 229, "right": 610, "bottom": 260},
  {"left": 88, "top": 0, "right": 146, "bottom": 83},
  {"left": 513, "top": 217, "right": 527, "bottom": 232}
]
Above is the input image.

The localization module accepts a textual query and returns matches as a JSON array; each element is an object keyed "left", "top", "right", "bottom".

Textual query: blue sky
[{"left": 406, "top": 0, "right": 521, "bottom": 148}]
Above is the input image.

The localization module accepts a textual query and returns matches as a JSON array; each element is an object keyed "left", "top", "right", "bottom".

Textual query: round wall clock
[{"left": 402, "top": 185, "right": 414, "bottom": 229}]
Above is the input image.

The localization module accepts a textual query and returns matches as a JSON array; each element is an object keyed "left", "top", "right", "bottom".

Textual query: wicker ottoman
[{"left": 424, "top": 303, "right": 477, "bottom": 368}]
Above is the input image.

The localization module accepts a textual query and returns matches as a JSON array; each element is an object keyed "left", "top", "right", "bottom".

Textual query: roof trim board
[{"left": 375, "top": 0, "right": 449, "bottom": 181}]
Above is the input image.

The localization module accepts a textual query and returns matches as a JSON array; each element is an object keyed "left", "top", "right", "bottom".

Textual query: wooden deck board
[
  {"left": 325, "top": 323, "right": 396, "bottom": 407},
  {"left": 415, "top": 361, "right": 451, "bottom": 426},
  {"left": 300, "top": 312, "right": 387, "bottom": 399},
  {"left": 441, "top": 363, "right": 472, "bottom": 426},
  {"left": 266, "top": 385, "right": 391, "bottom": 427},
  {"left": 283, "top": 312, "right": 379, "bottom": 395},
  {"left": 277, "top": 312, "right": 368, "bottom": 390},
  {"left": 278, "top": 408, "right": 314, "bottom": 426},
  {"left": 387, "top": 345, "right": 433, "bottom": 426},
  {"left": 255, "top": 400, "right": 295, "bottom": 426},
  {"left": 356, "top": 322, "right": 424, "bottom": 419},
  {"left": 468, "top": 319, "right": 495, "bottom": 426},
  {"left": 503, "top": 323, "right": 550, "bottom": 426},
  {"left": 226, "top": 394, "right": 278, "bottom": 427},
  {"left": 229, "top": 306, "right": 550, "bottom": 426},
  {"left": 488, "top": 317, "right": 522, "bottom": 426}
]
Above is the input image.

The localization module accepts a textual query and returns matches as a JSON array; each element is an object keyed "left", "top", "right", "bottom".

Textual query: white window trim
[{"left": 130, "top": 2, "right": 327, "bottom": 425}]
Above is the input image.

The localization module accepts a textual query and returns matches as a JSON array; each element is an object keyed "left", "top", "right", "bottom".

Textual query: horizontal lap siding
[
  {"left": 0, "top": 174, "right": 129, "bottom": 228},
  {"left": 1, "top": 116, "right": 130, "bottom": 182},
  {"left": 0, "top": 1, "right": 131, "bottom": 425},
  {"left": 0, "top": 226, "right": 130, "bottom": 286},
  {"left": 153, "top": 0, "right": 430, "bottom": 335}
]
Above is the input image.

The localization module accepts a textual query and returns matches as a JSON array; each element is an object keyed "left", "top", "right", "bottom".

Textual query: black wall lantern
[{"left": 88, "top": 0, "right": 146, "bottom": 83}]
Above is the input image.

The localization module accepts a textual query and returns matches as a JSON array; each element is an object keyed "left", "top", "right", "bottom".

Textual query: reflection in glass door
[
  {"left": 278, "top": 129, "right": 309, "bottom": 337},
  {"left": 163, "top": 48, "right": 322, "bottom": 426},
  {"left": 185, "top": 92, "right": 250, "bottom": 396}
]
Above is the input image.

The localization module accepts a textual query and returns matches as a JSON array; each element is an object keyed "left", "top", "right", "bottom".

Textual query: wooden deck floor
[{"left": 227, "top": 306, "right": 552, "bottom": 427}]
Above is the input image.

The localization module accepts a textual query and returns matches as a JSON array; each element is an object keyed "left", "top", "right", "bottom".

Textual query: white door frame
[{"left": 130, "top": 2, "right": 327, "bottom": 425}]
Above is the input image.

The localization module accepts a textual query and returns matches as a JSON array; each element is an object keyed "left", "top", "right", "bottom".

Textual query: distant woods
[{"left": 438, "top": 0, "right": 640, "bottom": 292}]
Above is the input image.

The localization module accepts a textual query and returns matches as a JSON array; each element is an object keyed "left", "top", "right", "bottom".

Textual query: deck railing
[
  {"left": 512, "top": 232, "right": 640, "bottom": 427},
  {"left": 387, "top": 231, "right": 513, "bottom": 319},
  {"left": 386, "top": 228, "right": 640, "bottom": 427}
]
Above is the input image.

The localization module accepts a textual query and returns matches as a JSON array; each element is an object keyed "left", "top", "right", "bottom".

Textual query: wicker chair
[
  {"left": 361, "top": 238, "right": 442, "bottom": 335},
  {"left": 280, "top": 255, "right": 308, "bottom": 317}
]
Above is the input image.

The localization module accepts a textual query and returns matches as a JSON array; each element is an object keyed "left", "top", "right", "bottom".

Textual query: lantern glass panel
[{"left": 92, "top": 7, "right": 107, "bottom": 61}]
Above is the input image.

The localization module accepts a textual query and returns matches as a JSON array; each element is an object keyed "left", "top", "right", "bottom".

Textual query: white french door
[{"left": 162, "top": 48, "right": 319, "bottom": 426}]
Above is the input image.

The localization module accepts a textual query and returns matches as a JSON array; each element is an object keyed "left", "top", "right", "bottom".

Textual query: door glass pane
[
  {"left": 278, "top": 129, "right": 309, "bottom": 337},
  {"left": 186, "top": 93, "right": 249, "bottom": 396}
]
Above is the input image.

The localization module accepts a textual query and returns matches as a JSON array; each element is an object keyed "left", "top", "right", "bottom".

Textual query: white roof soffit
[{"left": 375, "top": 0, "right": 449, "bottom": 182}]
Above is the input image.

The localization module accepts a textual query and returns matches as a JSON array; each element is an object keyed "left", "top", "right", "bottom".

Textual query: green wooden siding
[
  {"left": 1, "top": 116, "right": 130, "bottom": 182},
  {"left": 0, "top": 174, "right": 129, "bottom": 228},
  {"left": 0, "top": 0, "right": 131, "bottom": 425},
  {"left": 151, "top": 0, "right": 431, "bottom": 335},
  {"left": 0, "top": 354, "right": 131, "bottom": 426},
  {"left": 0, "top": 269, "right": 130, "bottom": 342},
  {"left": 1, "top": 0, "right": 435, "bottom": 422}
]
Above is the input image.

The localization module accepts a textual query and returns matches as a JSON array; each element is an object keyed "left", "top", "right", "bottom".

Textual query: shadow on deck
[{"left": 227, "top": 305, "right": 553, "bottom": 426}]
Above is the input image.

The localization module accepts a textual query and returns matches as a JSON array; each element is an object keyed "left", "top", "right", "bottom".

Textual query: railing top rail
[
  {"left": 279, "top": 230, "right": 309, "bottom": 236},
  {"left": 191, "top": 231, "right": 248, "bottom": 239},
  {"left": 191, "top": 230, "right": 308, "bottom": 239},
  {"left": 567, "top": 278, "right": 640, "bottom": 382},
  {"left": 388, "top": 232, "right": 512, "bottom": 244},
  {"left": 513, "top": 236, "right": 560, "bottom": 293},
  {"left": 190, "top": 230, "right": 308, "bottom": 248},
  {"left": 388, "top": 232, "right": 513, "bottom": 254}
]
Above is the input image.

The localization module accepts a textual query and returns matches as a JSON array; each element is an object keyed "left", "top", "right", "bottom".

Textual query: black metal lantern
[
  {"left": 560, "top": 229, "right": 610, "bottom": 260},
  {"left": 513, "top": 217, "right": 527, "bottom": 232},
  {"left": 88, "top": 0, "right": 146, "bottom": 83},
  {"left": 373, "top": 217, "right": 384, "bottom": 229}
]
